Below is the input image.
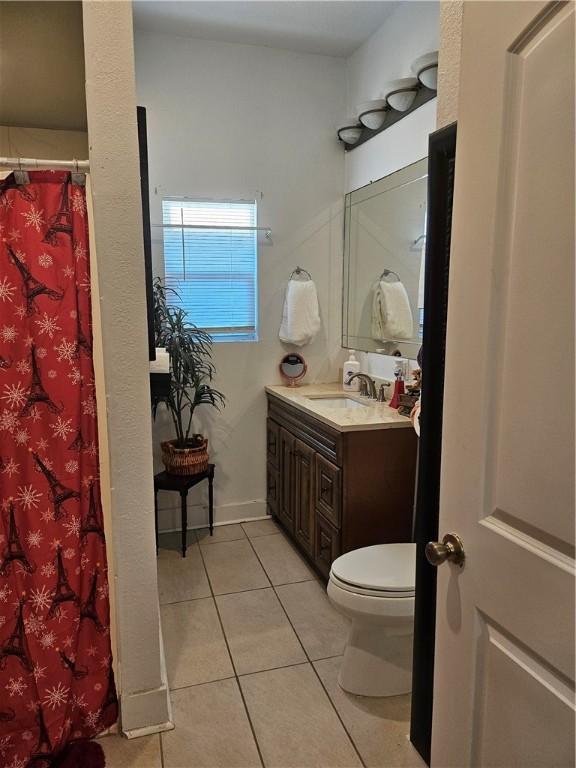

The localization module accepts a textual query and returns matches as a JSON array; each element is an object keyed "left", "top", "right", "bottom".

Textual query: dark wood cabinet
[
  {"left": 266, "top": 464, "right": 279, "bottom": 517},
  {"left": 267, "top": 393, "right": 418, "bottom": 579},
  {"left": 293, "top": 438, "right": 315, "bottom": 556},
  {"left": 278, "top": 427, "right": 295, "bottom": 533},
  {"left": 266, "top": 418, "right": 280, "bottom": 469},
  {"left": 314, "top": 453, "right": 341, "bottom": 528},
  {"left": 314, "top": 512, "right": 340, "bottom": 579}
]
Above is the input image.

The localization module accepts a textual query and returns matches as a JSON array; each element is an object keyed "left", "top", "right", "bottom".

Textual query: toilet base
[{"left": 338, "top": 620, "right": 413, "bottom": 697}]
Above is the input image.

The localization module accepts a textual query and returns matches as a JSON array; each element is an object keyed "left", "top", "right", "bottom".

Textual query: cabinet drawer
[
  {"left": 267, "top": 418, "right": 280, "bottom": 469},
  {"left": 267, "top": 395, "right": 342, "bottom": 466},
  {"left": 314, "top": 454, "right": 341, "bottom": 528},
  {"left": 314, "top": 513, "right": 341, "bottom": 580},
  {"left": 267, "top": 463, "right": 279, "bottom": 516}
]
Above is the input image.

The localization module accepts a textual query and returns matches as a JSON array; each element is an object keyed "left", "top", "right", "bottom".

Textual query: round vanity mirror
[{"left": 279, "top": 353, "right": 307, "bottom": 387}]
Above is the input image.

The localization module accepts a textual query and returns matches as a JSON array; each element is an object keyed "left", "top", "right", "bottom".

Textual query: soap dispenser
[
  {"left": 389, "top": 361, "right": 406, "bottom": 409},
  {"left": 342, "top": 351, "right": 360, "bottom": 391}
]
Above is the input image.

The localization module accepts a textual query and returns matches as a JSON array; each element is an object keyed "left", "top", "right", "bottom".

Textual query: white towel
[
  {"left": 279, "top": 279, "right": 321, "bottom": 346},
  {"left": 371, "top": 280, "right": 413, "bottom": 341}
]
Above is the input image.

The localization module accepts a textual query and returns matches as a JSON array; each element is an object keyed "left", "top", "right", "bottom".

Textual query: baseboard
[
  {"left": 119, "top": 683, "right": 172, "bottom": 735},
  {"left": 123, "top": 720, "right": 175, "bottom": 739},
  {"left": 157, "top": 499, "right": 268, "bottom": 533}
]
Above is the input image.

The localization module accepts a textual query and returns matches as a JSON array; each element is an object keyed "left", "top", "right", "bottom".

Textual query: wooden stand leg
[
  {"left": 180, "top": 491, "right": 188, "bottom": 557},
  {"left": 208, "top": 470, "right": 214, "bottom": 536}
]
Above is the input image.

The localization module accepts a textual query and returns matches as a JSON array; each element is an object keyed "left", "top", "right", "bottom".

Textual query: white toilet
[{"left": 327, "top": 543, "right": 416, "bottom": 698}]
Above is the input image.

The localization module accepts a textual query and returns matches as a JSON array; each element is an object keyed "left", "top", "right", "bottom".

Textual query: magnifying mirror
[{"left": 279, "top": 353, "right": 307, "bottom": 387}]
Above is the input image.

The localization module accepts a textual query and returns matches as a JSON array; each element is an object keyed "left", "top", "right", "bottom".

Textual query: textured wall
[
  {"left": 0, "top": 126, "right": 88, "bottom": 158},
  {"left": 82, "top": 1, "right": 170, "bottom": 735},
  {"left": 135, "top": 30, "right": 346, "bottom": 531},
  {"left": 0, "top": 1, "right": 86, "bottom": 131},
  {"left": 344, "top": 1, "right": 439, "bottom": 378},
  {"left": 437, "top": 0, "right": 463, "bottom": 128}
]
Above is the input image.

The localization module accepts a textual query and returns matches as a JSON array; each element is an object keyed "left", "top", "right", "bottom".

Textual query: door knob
[{"left": 425, "top": 533, "right": 465, "bottom": 567}]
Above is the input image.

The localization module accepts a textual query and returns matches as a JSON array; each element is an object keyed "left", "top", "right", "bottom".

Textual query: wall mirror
[{"left": 343, "top": 157, "right": 428, "bottom": 359}]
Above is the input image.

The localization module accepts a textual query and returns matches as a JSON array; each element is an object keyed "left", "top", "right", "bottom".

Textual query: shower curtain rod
[{"left": 0, "top": 156, "right": 90, "bottom": 171}]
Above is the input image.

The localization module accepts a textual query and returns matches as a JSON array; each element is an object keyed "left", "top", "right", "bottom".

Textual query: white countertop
[{"left": 265, "top": 383, "right": 413, "bottom": 433}]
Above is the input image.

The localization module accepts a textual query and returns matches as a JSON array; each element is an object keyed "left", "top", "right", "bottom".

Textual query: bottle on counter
[
  {"left": 389, "top": 361, "right": 406, "bottom": 409},
  {"left": 342, "top": 351, "right": 360, "bottom": 391}
]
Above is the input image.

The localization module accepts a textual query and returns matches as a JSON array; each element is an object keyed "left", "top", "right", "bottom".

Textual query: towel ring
[
  {"left": 290, "top": 266, "right": 312, "bottom": 281},
  {"left": 379, "top": 268, "right": 400, "bottom": 282}
]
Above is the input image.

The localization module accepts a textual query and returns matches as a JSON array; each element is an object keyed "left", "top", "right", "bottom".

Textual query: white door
[{"left": 431, "top": 2, "right": 575, "bottom": 766}]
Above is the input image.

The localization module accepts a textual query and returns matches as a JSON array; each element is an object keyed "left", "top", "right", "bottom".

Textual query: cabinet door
[
  {"left": 314, "top": 454, "right": 341, "bottom": 528},
  {"left": 293, "top": 438, "right": 315, "bottom": 556},
  {"left": 267, "top": 463, "right": 279, "bottom": 517},
  {"left": 266, "top": 418, "right": 280, "bottom": 470},
  {"left": 314, "top": 513, "right": 341, "bottom": 580},
  {"left": 278, "top": 428, "right": 294, "bottom": 533}
]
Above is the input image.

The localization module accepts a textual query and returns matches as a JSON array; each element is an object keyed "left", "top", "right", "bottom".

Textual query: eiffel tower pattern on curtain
[{"left": 0, "top": 171, "right": 117, "bottom": 765}]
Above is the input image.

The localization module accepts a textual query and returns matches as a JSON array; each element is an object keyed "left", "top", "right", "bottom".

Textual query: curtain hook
[
  {"left": 74, "top": 159, "right": 79, "bottom": 173},
  {"left": 18, "top": 157, "right": 22, "bottom": 171}
]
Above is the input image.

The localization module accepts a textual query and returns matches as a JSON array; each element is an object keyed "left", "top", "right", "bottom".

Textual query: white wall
[
  {"left": 83, "top": 1, "right": 170, "bottom": 735},
  {"left": 0, "top": 1, "right": 86, "bottom": 131},
  {"left": 346, "top": 1, "right": 439, "bottom": 118},
  {"left": 135, "top": 31, "right": 346, "bottom": 530},
  {"left": 344, "top": 1, "right": 439, "bottom": 381},
  {"left": 0, "top": 126, "right": 88, "bottom": 159}
]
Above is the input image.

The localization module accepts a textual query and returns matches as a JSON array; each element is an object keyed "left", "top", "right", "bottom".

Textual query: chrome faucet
[{"left": 346, "top": 372, "right": 377, "bottom": 399}]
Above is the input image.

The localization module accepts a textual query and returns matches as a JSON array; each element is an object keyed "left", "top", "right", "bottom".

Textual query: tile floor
[{"left": 100, "top": 519, "right": 421, "bottom": 768}]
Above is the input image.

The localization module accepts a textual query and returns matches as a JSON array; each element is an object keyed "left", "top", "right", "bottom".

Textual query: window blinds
[{"left": 162, "top": 199, "right": 258, "bottom": 342}]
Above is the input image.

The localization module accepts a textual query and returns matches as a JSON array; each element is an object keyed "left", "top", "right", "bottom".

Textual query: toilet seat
[
  {"left": 329, "top": 572, "right": 415, "bottom": 598},
  {"left": 330, "top": 543, "right": 416, "bottom": 598}
]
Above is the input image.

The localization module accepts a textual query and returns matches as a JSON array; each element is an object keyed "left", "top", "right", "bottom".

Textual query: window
[{"left": 162, "top": 198, "right": 258, "bottom": 342}]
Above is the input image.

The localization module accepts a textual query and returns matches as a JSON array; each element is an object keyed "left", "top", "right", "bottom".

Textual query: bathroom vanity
[{"left": 265, "top": 384, "right": 418, "bottom": 579}]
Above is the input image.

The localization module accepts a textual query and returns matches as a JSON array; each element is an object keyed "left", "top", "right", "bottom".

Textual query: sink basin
[{"left": 307, "top": 396, "right": 368, "bottom": 409}]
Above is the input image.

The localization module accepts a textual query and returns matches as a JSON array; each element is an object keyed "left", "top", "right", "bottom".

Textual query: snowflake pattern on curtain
[{"left": 0, "top": 171, "right": 117, "bottom": 768}]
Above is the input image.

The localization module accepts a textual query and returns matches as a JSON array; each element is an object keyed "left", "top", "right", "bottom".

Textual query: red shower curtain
[{"left": 0, "top": 172, "right": 117, "bottom": 767}]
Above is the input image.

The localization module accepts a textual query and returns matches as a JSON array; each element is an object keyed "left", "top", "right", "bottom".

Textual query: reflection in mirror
[
  {"left": 343, "top": 158, "right": 427, "bottom": 360},
  {"left": 279, "top": 353, "right": 307, "bottom": 387}
]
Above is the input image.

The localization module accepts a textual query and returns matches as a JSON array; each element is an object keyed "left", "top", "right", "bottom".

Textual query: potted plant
[{"left": 153, "top": 278, "right": 225, "bottom": 475}]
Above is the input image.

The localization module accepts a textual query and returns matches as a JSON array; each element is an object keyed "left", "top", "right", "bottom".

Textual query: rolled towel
[
  {"left": 372, "top": 280, "right": 413, "bottom": 341},
  {"left": 279, "top": 279, "right": 321, "bottom": 346}
]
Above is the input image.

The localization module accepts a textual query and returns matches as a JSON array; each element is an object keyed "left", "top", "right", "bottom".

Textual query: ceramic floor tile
[
  {"left": 201, "top": 539, "right": 270, "bottom": 595},
  {"left": 216, "top": 588, "right": 306, "bottom": 675},
  {"left": 196, "top": 523, "right": 246, "bottom": 545},
  {"left": 161, "top": 597, "right": 234, "bottom": 688},
  {"left": 241, "top": 518, "right": 280, "bottom": 538},
  {"left": 157, "top": 541, "right": 211, "bottom": 604},
  {"left": 250, "top": 533, "right": 316, "bottom": 586},
  {"left": 99, "top": 734, "right": 162, "bottom": 768},
  {"left": 314, "top": 656, "right": 419, "bottom": 768},
  {"left": 276, "top": 579, "right": 350, "bottom": 661},
  {"left": 163, "top": 678, "right": 262, "bottom": 768},
  {"left": 240, "top": 663, "right": 361, "bottom": 768}
]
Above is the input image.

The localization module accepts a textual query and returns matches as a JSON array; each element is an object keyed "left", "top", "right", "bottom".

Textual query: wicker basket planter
[{"left": 161, "top": 437, "right": 209, "bottom": 476}]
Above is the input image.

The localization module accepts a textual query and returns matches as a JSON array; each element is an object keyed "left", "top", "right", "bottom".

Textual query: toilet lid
[{"left": 331, "top": 544, "right": 416, "bottom": 593}]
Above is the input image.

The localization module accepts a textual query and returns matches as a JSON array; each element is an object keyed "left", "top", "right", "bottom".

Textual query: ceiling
[
  {"left": 0, "top": 1, "right": 86, "bottom": 132},
  {"left": 132, "top": 1, "right": 401, "bottom": 57}
]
